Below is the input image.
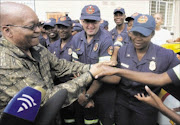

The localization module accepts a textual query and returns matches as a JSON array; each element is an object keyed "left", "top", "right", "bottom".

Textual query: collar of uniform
[
  {"left": 46, "top": 38, "right": 51, "bottom": 46},
  {"left": 60, "top": 36, "right": 73, "bottom": 49},
  {"left": 53, "top": 38, "right": 61, "bottom": 49},
  {"left": 80, "top": 29, "right": 101, "bottom": 43},
  {"left": 126, "top": 42, "right": 156, "bottom": 61},
  {"left": 115, "top": 23, "right": 127, "bottom": 35}
]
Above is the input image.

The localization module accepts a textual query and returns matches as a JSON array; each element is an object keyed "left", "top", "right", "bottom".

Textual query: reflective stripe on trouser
[
  {"left": 64, "top": 119, "right": 75, "bottom": 124},
  {"left": 84, "top": 119, "right": 99, "bottom": 125}
]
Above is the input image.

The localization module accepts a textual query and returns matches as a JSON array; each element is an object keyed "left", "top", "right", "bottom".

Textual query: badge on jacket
[
  {"left": 93, "top": 43, "right": 98, "bottom": 51},
  {"left": 108, "top": 46, "right": 113, "bottom": 56},
  {"left": 68, "top": 48, "right": 72, "bottom": 55},
  {"left": 149, "top": 61, "right": 156, "bottom": 71}
]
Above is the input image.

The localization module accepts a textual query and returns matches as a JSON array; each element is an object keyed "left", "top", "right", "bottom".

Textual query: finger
[
  {"left": 145, "top": 86, "right": 155, "bottom": 97},
  {"left": 95, "top": 72, "right": 106, "bottom": 79},
  {"left": 141, "top": 93, "right": 145, "bottom": 98},
  {"left": 134, "top": 93, "right": 142, "bottom": 100},
  {"left": 145, "top": 85, "right": 157, "bottom": 100}
]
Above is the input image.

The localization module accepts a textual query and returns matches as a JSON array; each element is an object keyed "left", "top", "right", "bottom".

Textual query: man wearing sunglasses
[{"left": 0, "top": 2, "right": 114, "bottom": 125}]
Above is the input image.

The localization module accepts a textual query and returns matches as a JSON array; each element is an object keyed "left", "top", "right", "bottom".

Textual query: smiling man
[{"left": 72, "top": 4, "right": 115, "bottom": 125}]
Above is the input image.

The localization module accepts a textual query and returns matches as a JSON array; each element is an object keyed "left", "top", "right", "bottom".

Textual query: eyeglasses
[{"left": 5, "top": 22, "right": 41, "bottom": 31}]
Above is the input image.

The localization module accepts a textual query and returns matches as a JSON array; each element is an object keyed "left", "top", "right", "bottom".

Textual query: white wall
[{"left": 35, "top": 1, "right": 150, "bottom": 30}]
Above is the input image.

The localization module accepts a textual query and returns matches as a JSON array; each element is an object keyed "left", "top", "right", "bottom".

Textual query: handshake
[{"left": 89, "top": 60, "right": 118, "bottom": 79}]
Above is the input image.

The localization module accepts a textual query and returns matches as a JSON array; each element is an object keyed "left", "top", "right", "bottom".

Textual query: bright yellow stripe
[
  {"left": 72, "top": 52, "right": 78, "bottom": 59},
  {"left": 99, "top": 56, "right": 111, "bottom": 62},
  {"left": 84, "top": 119, "right": 99, "bottom": 124},
  {"left": 64, "top": 119, "right": 75, "bottom": 123},
  {"left": 173, "top": 64, "right": 180, "bottom": 80}
]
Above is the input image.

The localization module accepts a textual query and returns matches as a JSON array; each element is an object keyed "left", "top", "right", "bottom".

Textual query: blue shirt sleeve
[{"left": 167, "top": 64, "right": 180, "bottom": 85}]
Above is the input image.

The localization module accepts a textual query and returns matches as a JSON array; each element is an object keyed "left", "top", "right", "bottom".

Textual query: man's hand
[
  {"left": 78, "top": 91, "right": 89, "bottom": 106},
  {"left": 89, "top": 61, "right": 116, "bottom": 78},
  {"left": 134, "top": 86, "right": 164, "bottom": 109},
  {"left": 85, "top": 100, "right": 94, "bottom": 108}
]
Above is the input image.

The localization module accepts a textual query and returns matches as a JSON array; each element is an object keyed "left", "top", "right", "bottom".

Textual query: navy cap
[
  {"left": 43, "top": 18, "right": 56, "bottom": 27},
  {"left": 80, "top": 5, "right": 101, "bottom": 21},
  {"left": 72, "top": 23, "right": 83, "bottom": 32},
  {"left": 114, "top": 7, "right": 125, "bottom": 14},
  {"left": 100, "top": 20, "right": 109, "bottom": 28},
  {"left": 130, "top": 14, "right": 155, "bottom": 37},
  {"left": 56, "top": 16, "right": 72, "bottom": 27},
  {"left": 125, "top": 12, "right": 139, "bottom": 22}
]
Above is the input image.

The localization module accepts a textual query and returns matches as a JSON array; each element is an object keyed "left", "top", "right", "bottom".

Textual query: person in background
[
  {"left": 38, "top": 21, "right": 48, "bottom": 47},
  {"left": 72, "top": 23, "right": 83, "bottom": 36},
  {"left": 151, "top": 13, "right": 173, "bottom": 46},
  {"left": 55, "top": 15, "right": 79, "bottom": 125},
  {"left": 110, "top": 7, "right": 129, "bottom": 65},
  {"left": 125, "top": 12, "right": 139, "bottom": 32},
  {"left": 100, "top": 20, "right": 109, "bottom": 31},
  {"left": 43, "top": 18, "right": 60, "bottom": 52}
]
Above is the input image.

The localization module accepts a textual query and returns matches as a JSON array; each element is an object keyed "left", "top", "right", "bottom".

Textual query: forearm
[
  {"left": 116, "top": 68, "right": 172, "bottom": 86},
  {"left": 111, "top": 46, "right": 120, "bottom": 62},
  {"left": 159, "top": 104, "right": 180, "bottom": 124},
  {"left": 50, "top": 71, "right": 93, "bottom": 107},
  {"left": 86, "top": 80, "right": 102, "bottom": 97},
  {"left": 100, "top": 75, "right": 120, "bottom": 84}
]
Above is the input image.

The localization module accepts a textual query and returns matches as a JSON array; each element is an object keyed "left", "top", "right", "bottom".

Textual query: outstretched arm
[
  {"left": 95, "top": 66, "right": 172, "bottom": 86},
  {"left": 135, "top": 86, "right": 180, "bottom": 124}
]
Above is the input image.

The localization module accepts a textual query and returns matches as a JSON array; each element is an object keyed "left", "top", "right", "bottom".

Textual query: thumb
[
  {"left": 145, "top": 85, "right": 156, "bottom": 99},
  {"left": 95, "top": 72, "right": 104, "bottom": 79}
]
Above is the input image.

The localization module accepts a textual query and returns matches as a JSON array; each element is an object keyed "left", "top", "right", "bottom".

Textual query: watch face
[{"left": 85, "top": 93, "right": 90, "bottom": 99}]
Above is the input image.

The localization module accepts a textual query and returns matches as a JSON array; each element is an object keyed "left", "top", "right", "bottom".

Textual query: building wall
[{"left": 35, "top": 1, "right": 150, "bottom": 31}]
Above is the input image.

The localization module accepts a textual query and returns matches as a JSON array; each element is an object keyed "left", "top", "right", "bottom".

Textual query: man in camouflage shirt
[{"left": 0, "top": 2, "right": 109, "bottom": 118}]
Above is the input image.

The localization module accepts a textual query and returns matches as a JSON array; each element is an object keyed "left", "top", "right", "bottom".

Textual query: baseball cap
[
  {"left": 114, "top": 7, "right": 125, "bottom": 14},
  {"left": 56, "top": 16, "right": 72, "bottom": 27},
  {"left": 125, "top": 12, "right": 139, "bottom": 22},
  {"left": 43, "top": 18, "right": 56, "bottom": 27},
  {"left": 80, "top": 5, "right": 101, "bottom": 21},
  {"left": 72, "top": 23, "right": 83, "bottom": 32},
  {"left": 130, "top": 14, "right": 155, "bottom": 37},
  {"left": 100, "top": 20, "right": 109, "bottom": 28}
]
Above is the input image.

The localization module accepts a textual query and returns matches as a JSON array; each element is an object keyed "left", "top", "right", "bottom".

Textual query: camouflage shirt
[{"left": 0, "top": 38, "right": 93, "bottom": 115}]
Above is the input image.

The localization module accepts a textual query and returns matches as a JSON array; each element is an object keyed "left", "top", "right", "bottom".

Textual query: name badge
[
  {"left": 149, "top": 61, "right": 156, "bottom": 71},
  {"left": 121, "top": 63, "right": 129, "bottom": 68}
]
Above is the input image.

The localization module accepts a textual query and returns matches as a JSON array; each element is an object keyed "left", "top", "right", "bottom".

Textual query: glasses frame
[{"left": 4, "top": 22, "right": 41, "bottom": 31}]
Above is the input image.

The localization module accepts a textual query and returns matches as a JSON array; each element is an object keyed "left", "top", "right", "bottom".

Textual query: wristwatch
[{"left": 85, "top": 93, "right": 91, "bottom": 100}]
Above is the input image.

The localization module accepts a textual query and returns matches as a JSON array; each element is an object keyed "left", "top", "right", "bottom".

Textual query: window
[
  {"left": 46, "top": 12, "right": 67, "bottom": 21},
  {"left": 149, "top": 0, "right": 175, "bottom": 32}
]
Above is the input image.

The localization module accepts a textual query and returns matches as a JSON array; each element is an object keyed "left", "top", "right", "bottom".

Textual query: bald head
[
  {"left": 0, "top": 2, "right": 37, "bottom": 26},
  {"left": 0, "top": 2, "right": 40, "bottom": 51}
]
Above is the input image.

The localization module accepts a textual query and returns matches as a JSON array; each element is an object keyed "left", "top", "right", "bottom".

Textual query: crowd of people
[{"left": 0, "top": 2, "right": 180, "bottom": 125}]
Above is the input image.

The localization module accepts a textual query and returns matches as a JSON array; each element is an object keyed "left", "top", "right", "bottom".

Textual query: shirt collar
[{"left": 126, "top": 42, "right": 156, "bottom": 61}]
